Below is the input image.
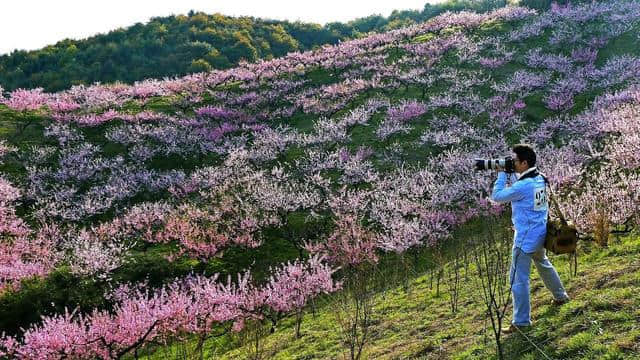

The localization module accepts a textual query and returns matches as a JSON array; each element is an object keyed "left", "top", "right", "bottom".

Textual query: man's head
[{"left": 512, "top": 144, "right": 536, "bottom": 173}]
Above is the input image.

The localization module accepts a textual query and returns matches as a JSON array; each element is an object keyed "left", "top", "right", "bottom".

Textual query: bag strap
[
  {"left": 540, "top": 175, "right": 568, "bottom": 225},
  {"left": 518, "top": 169, "right": 568, "bottom": 225}
]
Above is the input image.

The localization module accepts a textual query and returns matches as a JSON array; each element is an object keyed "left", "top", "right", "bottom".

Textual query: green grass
[{"left": 139, "top": 231, "right": 640, "bottom": 359}]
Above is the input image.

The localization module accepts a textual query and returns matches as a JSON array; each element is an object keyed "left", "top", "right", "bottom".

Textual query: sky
[{"left": 0, "top": 0, "right": 445, "bottom": 55}]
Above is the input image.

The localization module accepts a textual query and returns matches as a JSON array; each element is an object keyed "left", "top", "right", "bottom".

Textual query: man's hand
[{"left": 492, "top": 171, "right": 524, "bottom": 203}]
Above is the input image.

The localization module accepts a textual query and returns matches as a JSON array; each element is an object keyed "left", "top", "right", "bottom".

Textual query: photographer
[{"left": 490, "top": 144, "right": 570, "bottom": 334}]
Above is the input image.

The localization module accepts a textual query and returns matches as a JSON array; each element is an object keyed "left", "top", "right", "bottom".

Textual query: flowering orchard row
[{"left": 0, "top": 255, "right": 339, "bottom": 359}]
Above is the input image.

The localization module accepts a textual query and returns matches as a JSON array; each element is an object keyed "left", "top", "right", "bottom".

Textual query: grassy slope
[{"left": 209, "top": 230, "right": 640, "bottom": 360}]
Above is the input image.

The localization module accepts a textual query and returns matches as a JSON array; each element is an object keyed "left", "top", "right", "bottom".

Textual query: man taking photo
[{"left": 491, "top": 144, "right": 571, "bottom": 334}]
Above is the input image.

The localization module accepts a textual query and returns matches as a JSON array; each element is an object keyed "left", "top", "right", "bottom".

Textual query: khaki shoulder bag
[{"left": 542, "top": 177, "right": 578, "bottom": 255}]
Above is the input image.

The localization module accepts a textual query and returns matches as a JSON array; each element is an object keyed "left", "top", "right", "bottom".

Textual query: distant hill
[{"left": 0, "top": 0, "right": 564, "bottom": 92}]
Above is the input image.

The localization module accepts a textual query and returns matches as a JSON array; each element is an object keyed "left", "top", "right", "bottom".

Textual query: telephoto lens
[{"left": 474, "top": 157, "right": 515, "bottom": 173}]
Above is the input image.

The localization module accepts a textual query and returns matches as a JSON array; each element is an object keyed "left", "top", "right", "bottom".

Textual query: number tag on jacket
[{"left": 534, "top": 187, "right": 548, "bottom": 211}]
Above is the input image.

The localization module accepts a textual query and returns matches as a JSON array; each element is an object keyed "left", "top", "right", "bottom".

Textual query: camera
[{"left": 474, "top": 157, "right": 515, "bottom": 173}]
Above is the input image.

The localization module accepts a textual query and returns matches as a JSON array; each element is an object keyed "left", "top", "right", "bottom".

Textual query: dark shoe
[
  {"left": 501, "top": 323, "right": 531, "bottom": 334},
  {"left": 552, "top": 297, "right": 570, "bottom": 306}
]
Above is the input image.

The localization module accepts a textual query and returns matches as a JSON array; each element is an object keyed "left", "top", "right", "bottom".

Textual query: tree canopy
[{"left": 0, "top": 0, "right": 578, "bottom": 92}]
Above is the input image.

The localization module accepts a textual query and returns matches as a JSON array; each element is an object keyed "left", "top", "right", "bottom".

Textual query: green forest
[{"left": 0, "top": 0, "right": 564, "bottom": 92}]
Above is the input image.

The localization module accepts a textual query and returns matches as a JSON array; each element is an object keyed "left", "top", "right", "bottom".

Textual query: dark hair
[{"left": 512, "top": 144, "right": 536, "bottom": 167}]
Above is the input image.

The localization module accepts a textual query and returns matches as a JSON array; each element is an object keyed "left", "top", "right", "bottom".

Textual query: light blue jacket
[{"left": 491, "top": 167, "right": 549, "bottom": 253}]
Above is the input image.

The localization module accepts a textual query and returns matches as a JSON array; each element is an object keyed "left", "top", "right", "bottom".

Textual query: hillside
[
  {"left": 206, "top": 227, "right": 640, "bottom": 359},
  {"left": 0, "top": 0, "right": 640, "bottom": 359},
  {"left": 0, "top": 0, "right": 558, "bottom": 92}
]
